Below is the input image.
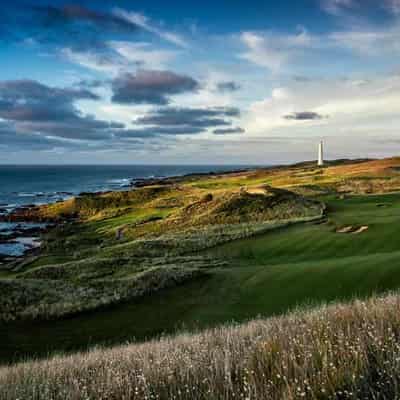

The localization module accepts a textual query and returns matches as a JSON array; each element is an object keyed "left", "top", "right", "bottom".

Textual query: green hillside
[{"left": 2, "top": 190, "right": 400, "bottom": 364}]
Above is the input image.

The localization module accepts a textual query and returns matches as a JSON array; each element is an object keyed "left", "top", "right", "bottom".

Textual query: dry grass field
[{"left": 2, "top": 292, "right": 400, "bottom": 399}]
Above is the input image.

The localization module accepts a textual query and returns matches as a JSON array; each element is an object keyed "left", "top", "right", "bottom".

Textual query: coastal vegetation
[
  {"left": 0, "top": 181, "right": 324, "bottom": 323},
  {"left": 2, "top": 156, "right": 400, "bottom": 376}
]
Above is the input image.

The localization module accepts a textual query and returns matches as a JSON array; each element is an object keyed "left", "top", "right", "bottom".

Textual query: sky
[{"left": 0, "top": 0, "right": 400, "bottom": 164}]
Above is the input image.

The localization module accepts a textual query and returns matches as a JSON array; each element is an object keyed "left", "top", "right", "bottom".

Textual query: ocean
[
  {"left": 0, "top": 164, "right": 253, "bottom": 257},
  {"left": 0, "top": 165, "right": 253, "bottom": 210}
]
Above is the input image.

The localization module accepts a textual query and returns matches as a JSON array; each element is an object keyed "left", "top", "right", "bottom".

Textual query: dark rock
[
  {"left": 78, "top": 191, "right": 96, "bottom": 196},
  {"left": 56, "top": 191, "right": 73, "bottom": 196}
]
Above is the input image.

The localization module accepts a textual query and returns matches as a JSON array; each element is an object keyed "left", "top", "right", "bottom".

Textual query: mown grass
[
  {"left": 3, "top": 292, "right": 400, "bottom": 399},
  {"left": 211, "top": 193, "right": 400, "bottom": 265}
]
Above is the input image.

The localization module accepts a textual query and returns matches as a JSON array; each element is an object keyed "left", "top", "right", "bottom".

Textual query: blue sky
[{"left": 1, "top": 0, "right": 400, "bottom": 164}]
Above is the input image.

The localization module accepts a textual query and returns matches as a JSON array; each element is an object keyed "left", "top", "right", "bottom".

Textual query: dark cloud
[
  {"left": 0, "top": 78, "right": 243, "bottom": 149},
  {"left": 32, "top": 4, "right": 138, "bottom": 33},
  {"left": 216, "top": 81, "right": 241, "bottom": 92},
  {"left": 0, "top": 79, "right": 124, "bottom": 141},
  {"left": 0, "top": 120, "right": 147, "bottom": 153},
  {"left": 213, "top": 127, "right": 245, "bottom": 135},
  {"left": 130, "top": 106, "right": 241, "bottom": 137},
  {"left": 283, "top": 112, "right": 327, "bottom": 120},
  {"left": 111, "top": 70, "right": 199, "bottom": 105},
  {"left": 0, "top": 4, "right": 139, "bottom": 52},
  {"left": 0, "top": 121, "right": 81, "bottom": 151},
  {"left": 0, "top": 80, "right": 98, "bottom": 121},
  {"left": 137, "top": 107, "right": 240, "bottom": 125},
  {"left": 0, "top": 79, "right": 98, "bottom": 102}
]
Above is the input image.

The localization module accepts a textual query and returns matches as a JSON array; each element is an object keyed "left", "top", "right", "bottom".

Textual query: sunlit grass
[{"left": 2, "top": 293, "right": 400, "bottom": 399}]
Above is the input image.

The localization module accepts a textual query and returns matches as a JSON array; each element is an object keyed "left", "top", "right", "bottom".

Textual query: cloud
[
  {"left": 283, "top": 112, "right": 327, "bottom": 120},
  {"left": 239, "top": 28, "right": 313, "bottom": 72},
  {"left": 113, "top": 9, "right": 188, "bottom": 48},
  {"left": 239, "top": 20, "right": 400, "bottom": 75},
  {"left": 384, "top": 0, "right": 400, "bottom": 14},
  {"left": 0, "top": 79, "right": 125, "bottom": 141},
  {"left": 33, "top": 4, "right": 139, "bottom": 34},
  {"left": 243, "top": 73, "right": 400, "bottom": 138},
  {"left": 0, "top": 79, "right": 99, "bottom": 121},
  {"left": 0, "top": 4, "right": 140, "bottom": 51},
  {"left": 321, "top": 0, "right": 400, "bottom": 16},
  {"left": 0, "top": 122, "right": 73, "bottom": 151},
  {"left": 111, "top": 70, "right": 199, "bottom": 105},
  {"left": 60, "top": 48, "right": 126, "bottom": 74},
  {"left": 108, "top": 41, "right": 178, "bottom": 69},
  {"left": 329, "top": 27, "right": 400, "bottom": 56},
  {"left": 118, "top": 107, "right": 242, "bottom": 138},
  {"left": 2, "top": 5, "right": 182, "bottom": 75},
  {"left": 321, "top": 0, "right": 356, "bottom": 15},
  {"left": 136, "top": 106, "right": 240, "bottom": 125},
  {"left": 213, "top": 127, "right": 245, "bottom": 135},
  {"left": 74, "top": 79, "right": 105, "bottom": 89},
  {"left": 115, "top": 126, "right": 204, "bottom": 138},
  {"left": 0, "top": 79, "right": 98, "bottom": 101},
  {"left": 61, "top": 40, "right": 178, "bottom": 75},
  {"left": 216, "top": 81, "right": 241, "bottom": 92},
  {"left": 239, "top": 32, "right": 289, "bottom": 72}
]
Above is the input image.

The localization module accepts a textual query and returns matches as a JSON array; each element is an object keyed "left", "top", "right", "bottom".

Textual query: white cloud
[
  {"left": 321, "top": 0, "right": 356, "bottom": 15},
  {"left": 238, "top": 28, "right": 319, "bottom": 72},
  {"left": 239, "top": 20, "right": 400, "bottom": 74},
  {"left": 113, "top": 9, "right": 189, "bottom": 48},
  {"left": 61, "top": 41, "right": 178, "bottom": 75},
  {"left": 322, "top": 0, "right": 400, "bottom": 17},
  {"left": 329, "top": 27, "right": 400, "bottom": 55},
  {"left": 107, "top": 41, "right": 178, "bottom": 69},
  {"left": 239, "top": 32, "right": 290, "bottom": 72},
  {"left": 60, "top": 48, "right": 124, "bottom": 75},
  {"left": 99, "top": 103, "right": 151, "bottom": 126},
  {"left": 242, "top": 74, "right": 400, "bottom": 139}
]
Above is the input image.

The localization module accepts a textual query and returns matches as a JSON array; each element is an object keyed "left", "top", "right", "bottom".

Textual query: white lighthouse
[{"left": 318, "top": 140, "right": 324, "bottom": 167}]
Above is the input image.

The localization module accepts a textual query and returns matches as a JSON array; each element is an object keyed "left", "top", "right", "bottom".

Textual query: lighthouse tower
[{"left": 318, "top": 141, "right": 324, "bottom": 167}]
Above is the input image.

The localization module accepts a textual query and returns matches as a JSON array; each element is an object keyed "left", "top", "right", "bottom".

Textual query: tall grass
[{"left": 2, "top": 293, "right": 400, "bottom": 399}]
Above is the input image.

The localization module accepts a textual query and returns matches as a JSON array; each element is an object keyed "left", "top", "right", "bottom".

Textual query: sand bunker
[
  {"left": 336, "top": 225, "right": 369, "bottom": 234},
  {"left": 337, "top": 226, "right": 354, "bottom": 233},
  {"left": 353, "top": 226, "right": 369, "bottom": 234}
]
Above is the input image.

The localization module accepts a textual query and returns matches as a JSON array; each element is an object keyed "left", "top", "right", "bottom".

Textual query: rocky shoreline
[
  {"left": 0, "top": 220, "right": 50, "bottom": 264},
  {"left": 0, "top": 167, "right": 257, "bottom": 263},
  {"left": 0, "top": 171, "right": 210, "bottom": 262},
  {"left": 0, "top": 201, "right": 64, "bottom": 263}
]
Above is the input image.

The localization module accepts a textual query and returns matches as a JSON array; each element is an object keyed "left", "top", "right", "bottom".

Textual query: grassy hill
[
  {"left": 2, "top": 157, "right": 400, "bottom": 366},
  {"left": 2, "top": 292, "right": 400, "bottom": 399},
  {"left": 0, "top": 184, "right": 324, "bottom": 323}
]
